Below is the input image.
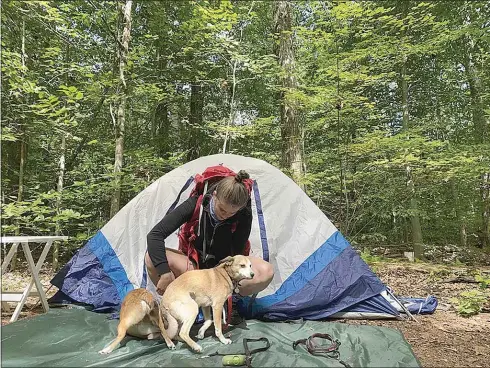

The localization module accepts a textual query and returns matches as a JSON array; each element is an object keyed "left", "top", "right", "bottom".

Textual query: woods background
[{"left": 2, "top": 0, "right": 489, "bottom": 269}]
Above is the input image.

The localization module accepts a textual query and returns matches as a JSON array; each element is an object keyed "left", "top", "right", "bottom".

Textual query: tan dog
[
  {"left": 98, "top": 288, "right": 163, "bottom": 354},
  {"left": 159, "top": 255, "right": 254, "bottom": 353}
]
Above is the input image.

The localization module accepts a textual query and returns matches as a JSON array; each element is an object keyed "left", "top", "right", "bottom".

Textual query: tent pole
[{"left": 386, "top": 288, "right": 418, "bottom": 323}]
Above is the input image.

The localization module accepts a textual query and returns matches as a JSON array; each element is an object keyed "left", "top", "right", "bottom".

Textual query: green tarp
[{"left": 1, "top": 308, "right": 420, "bottom": 367}]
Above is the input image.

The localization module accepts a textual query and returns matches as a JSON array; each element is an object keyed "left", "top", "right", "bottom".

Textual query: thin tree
[
  {"left": 12, "top": 14, "right": 28, "bottom": 271},
  {"left": 462, "top": 31, "right": 489, "bottom": 248},
  {"left": 399, "top": 1, "right": 423, "bottom": 258},
  {"left": 274, "top": 0, "right": 305, "bottom": 189},
  {"left": 110, "top": 0, "right": 132, "bottom": 218}
]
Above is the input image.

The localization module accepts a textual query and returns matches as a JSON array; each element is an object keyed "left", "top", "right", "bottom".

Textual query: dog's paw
[
  {"left": 220, "top": 338, "right": 232, "bottom": 345},
  {"left": 98, "top": 347, "right": 112, "bottom": 355},
  {"left": 197, "top": 332, "right": 205, "bottom": 340},
  {"left": 193, "top": 344, "right": 203, "bottom": 353},
  {"left": 166, "top": 341, "right": 176, "bottom": 350}
]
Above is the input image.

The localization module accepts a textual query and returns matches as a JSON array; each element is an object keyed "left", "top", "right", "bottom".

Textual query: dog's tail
[{"left": 159, "top": 306, "right": 178, "bottom": 340}]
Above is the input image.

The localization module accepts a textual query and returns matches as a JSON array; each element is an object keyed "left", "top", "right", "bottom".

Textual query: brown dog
[
  {"left": 98, "top": 288, "right": 163, "bottom": 354},
  {"left": 158, "top": 255, "right": 254, "bottom": 353}
]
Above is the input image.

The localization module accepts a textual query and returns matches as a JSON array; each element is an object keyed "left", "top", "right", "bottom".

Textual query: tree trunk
[
  {"left": 151, "top": 45, "right": 161, "bottom": 140},
  {"left": 401, "top": 60, "right": 409, "bottom": 131},
  {"left": 12, "top": 129, "right": 26, "bottom": 271},
  {"left": 12, "top": 16, "right": 27, "bottom": 271},
  {"left": 463, "top": 36, "right": 489, "bottom": 248},
  {"left": 222, "top": 2, "right": 254, "bottom": 154},
  {"left": 53, "top": 43, "right": 72, "bottom": 270},
  {"left": 481, "top": 173, "right": 490, "bottom": 248},
  {"left": 110, "top": 0, "right": 132, "bottom": 218},
  {"left": 153, "top": 41, "right": 171, "bottom": 157},
  {"left": 451, "top": 180, "right": 467, "bottom": 248},
  {"left": 155, "top": 101, "right": 170, "bottom": 157},
  {"left": 274, "top": 0, "right": 305, "bottom": 189},
  {"left": 406, "top": 165, "right": 423, "bottom": 257},
  {"left": 222, "top": 59, "right": 237, "bottom": 154},
  {"left": 53, "top": 133, "right": 66, "bottom": 270},
  {"left": 401, "top": 41, "right": 423, "bottom": 258},
  {"left": 463, "top": 41, "right": 488, "bottom": 145},
  {"left": 186, "top": 83, "right": 203, "bottom": 162}
]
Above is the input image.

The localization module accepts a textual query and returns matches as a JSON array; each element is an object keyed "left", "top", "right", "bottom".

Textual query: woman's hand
[{"left": 156, "top": 272, "right": 175, "bottom": 295}]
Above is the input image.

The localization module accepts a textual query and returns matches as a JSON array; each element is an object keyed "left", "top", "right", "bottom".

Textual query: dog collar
[{"left": 233, "top": 280, "right": 242, "bottom": 294}]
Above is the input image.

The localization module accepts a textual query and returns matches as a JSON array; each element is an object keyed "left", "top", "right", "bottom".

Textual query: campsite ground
[{"left": 2, "top": 261, "right": 489, "bottom": 367}]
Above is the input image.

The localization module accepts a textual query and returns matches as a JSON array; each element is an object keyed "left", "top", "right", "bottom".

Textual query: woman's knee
[
  {"left": 260, "top": 261, "right": 274, "bottom": 283},
  {"left": 166, "top": 248, "right": 193, "bottom": 277},
  {"left": 251, "top": 258, "right": 274, "bottom": 283}
]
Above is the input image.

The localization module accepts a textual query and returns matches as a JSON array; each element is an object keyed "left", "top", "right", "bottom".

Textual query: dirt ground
[{"left": 2, "top": 261, "right": 490, "bottom": 367}]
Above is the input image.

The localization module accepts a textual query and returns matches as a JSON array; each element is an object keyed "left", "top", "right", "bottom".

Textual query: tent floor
[{"left": 1, "top": 308, "right": 420, "bottom": 367}]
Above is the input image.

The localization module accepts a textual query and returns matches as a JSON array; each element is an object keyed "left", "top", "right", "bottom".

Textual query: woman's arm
[
  {"left": 231, "top": 205, "right": 253, "bottom": 256},
  {"left": 147, "top": 195, "right": 197, "bottom": 275}
]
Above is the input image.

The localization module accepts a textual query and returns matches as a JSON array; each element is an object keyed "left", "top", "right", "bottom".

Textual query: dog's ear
[{"left": 218, "top": 256, "right": 234, "bottom": 266}]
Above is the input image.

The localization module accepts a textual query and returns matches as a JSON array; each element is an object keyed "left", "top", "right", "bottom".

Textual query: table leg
[
  {"left": 1, "top": 243, "right": 19, "bottom": 275},
  {"left": 10, "top": 241, "right": 53, "bottom": 322}
]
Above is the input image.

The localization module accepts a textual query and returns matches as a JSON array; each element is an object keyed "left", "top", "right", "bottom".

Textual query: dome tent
[{"left": 51, "top": 154, "right": 425, "bottom": 320}]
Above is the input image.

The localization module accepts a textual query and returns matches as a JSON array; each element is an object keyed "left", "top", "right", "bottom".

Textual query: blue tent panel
[
  {"left": 397, "top": 295, "right": 438, "bottom": 314},
  {"left": 244, "top": 231, "right": 350, "bottom": 313},
  {"left": 87, "top": 231, "right": 133, "bottom": 301},
  {"left": 237, "top": 231, "right": 400, "bottom": 320},
  {"left": 241, "top": 244, "right": 395, "bottom": 320},
  {"left": 50, "top": 231, "right": 132, "bottom": 312},
  {"left": 340, "top": 293, "right": 400, "bottom": 315}
]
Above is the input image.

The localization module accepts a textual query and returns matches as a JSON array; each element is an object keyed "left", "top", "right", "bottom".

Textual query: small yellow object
[{"left": 222, "top": 354, "right": 247, "bottom": 366}]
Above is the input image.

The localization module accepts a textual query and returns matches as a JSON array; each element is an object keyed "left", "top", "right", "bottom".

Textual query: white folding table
[{"left": 1, "top": 235, "right": 68, "bottom": 322}]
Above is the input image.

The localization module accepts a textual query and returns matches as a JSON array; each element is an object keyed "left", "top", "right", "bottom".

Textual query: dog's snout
[{"left": 250, "top": 271, "right": 255, "bottom": 278}]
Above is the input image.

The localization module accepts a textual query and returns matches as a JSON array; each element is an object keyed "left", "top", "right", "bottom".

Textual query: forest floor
[{"left": 2, "top": 260, "right": 490, "bottom": 367}]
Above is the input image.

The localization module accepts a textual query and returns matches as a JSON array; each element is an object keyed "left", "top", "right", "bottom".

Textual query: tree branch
[{"left": 87, "top": 0, "right": 125, "bottom": 51}]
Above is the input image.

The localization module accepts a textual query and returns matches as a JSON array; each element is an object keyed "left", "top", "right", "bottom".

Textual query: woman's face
[{"left": 213, "top": 192, "right": 242, "bottom": 220}]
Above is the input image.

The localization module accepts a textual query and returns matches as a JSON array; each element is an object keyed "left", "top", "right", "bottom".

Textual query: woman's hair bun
[{"left": 235, "top": 170, "right": 250, "bottom": 183}]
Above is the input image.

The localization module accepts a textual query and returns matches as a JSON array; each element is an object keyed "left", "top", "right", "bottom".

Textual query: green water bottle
[{"left": 222, "top": 354, "right": 247, "bottom": 366}]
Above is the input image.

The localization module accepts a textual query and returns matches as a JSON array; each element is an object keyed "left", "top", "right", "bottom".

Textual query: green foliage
[
  {"left": 1, "top": 127, "right": 18, "bottom": 142},
  {"left": 427, "top": 268, "right": 451, "bottom": 283},
  {"left": 474, "top": 272, "right": 490, "bottom": 289},
  {"left": 360, "top": 248, "right": 387, "bottom": 264},
  {"left": 1, "top": 0, "right": 489, "bottom": 265},
  {"left": 451, "top": 290, "right": 488, "bottom": 317},
  {"left": 1, "top": 192, "right": 89, "bottom": 235}
]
